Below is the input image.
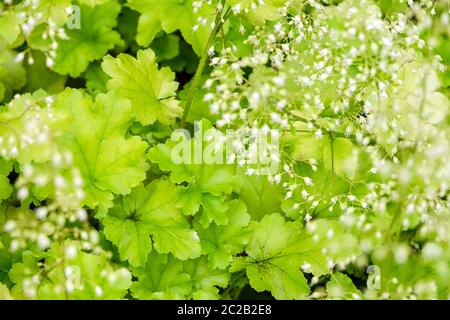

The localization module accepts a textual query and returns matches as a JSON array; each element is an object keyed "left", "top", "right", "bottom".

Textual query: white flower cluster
[
  {"left": 0, "top": 94, "right": 94, "bottom": 253},
  {"left": 203, "top": 0, "right": 448, "bottom": 216},
  {"left": 5, "top": 0, "right": 70, "bottom": 67},
  {"left": 198, "top": 1, "right": 449, "bottom": 295}
]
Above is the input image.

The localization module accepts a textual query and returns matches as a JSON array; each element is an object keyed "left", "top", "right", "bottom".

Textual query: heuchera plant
[{"left": 0, "top": 0, "right": 449, "bottom": 300}]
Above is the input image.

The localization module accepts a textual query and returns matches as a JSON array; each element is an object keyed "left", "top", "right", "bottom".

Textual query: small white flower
[
  {"left": 304, "top": 177, "right": 313, "bottom": 186},
  {"left": 232, "top": 4, "right": 241, "bottom": 14},
  {"left": 37, "top": 235, "right": 50, "bottom": 249},
  {"left": 14, "top": 52, "right": 25, "bottom": 63},
  {"left": 314, "top": 129, "right": 323, "bottom": 138},
  {"left": 65, "top": 245, "right": 78, "bottom": 259},
  {"left": 95, "top": 286, "right": 103, "bottom": 297},
  {"left": 273, "top": 174, "right": 281, "bottom": 184},
  {"left": 76, "top": 209, "right": 87, "bottom": 222},
  {"left": 36, "top": 207, "right": 48, "bottom": 220},
  {"left": 4, "top": 221, "right": 16, "bottom": 232},
  {"left": 17, "top": 187, "right": 29, "bottom": 200}
]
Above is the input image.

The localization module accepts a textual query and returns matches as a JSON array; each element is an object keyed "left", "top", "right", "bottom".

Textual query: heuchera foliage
[{"left": 0, "top": 0, "right": 449, "bottom": 300}]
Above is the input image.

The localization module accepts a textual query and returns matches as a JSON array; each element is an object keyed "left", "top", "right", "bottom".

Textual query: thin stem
[
  {"left": 329, "top": 131, "right": 335, "bottom": 174},
  {"left": 179, "top": 1, "right": 230, "bottom": 128}
]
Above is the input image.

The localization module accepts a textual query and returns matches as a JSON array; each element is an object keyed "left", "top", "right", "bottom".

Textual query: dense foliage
[{"left": 0, "top": 0, "right": 449, "bottom": 300}]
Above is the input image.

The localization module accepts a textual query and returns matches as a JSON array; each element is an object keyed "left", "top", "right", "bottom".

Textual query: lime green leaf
[
  {"left": 0, "top": 175, "right": 12, "bottom": 201},
  {"left": 102, "top": 48, "right": 181, "bottom": 125},
  {"left": 0, "top": 11, "right": 21, "bottom": 46},
  {"left": 131, "top": 252, "right": 192, "bottom": 300},
  {"left": 85, "top": 63, "right": 109, "bottom": 95},
  {"left": 126, "top": 0, "right": 215, "bottom": 55},
  {"left": 0, "top": 50, "right": 26, "bottom": 102},
  {"left": 0, "top": 159, "right": 12, "bottom": 176},
  {"left": 125, "top": 0, "right": 162, "bottom": 47},
  {"left": 54, "top": 0, "right": 123, "bottom": 77},
  {"left": 231, "top": 214, "right": 360, "bottom": 299},
  {"left": 148, "top": 120, "right": 235, "bottom": 187},
  {"left": 237, "top": 174, "right": 281, "bottom": 220},
  {"left": 33, "top": 0, "right": 72, "bottom": 25},
  {"left": 24, "top": 51, "right": 66, "bottom": 95},
  {"left": 102, "top": 179, "right": 201, "bottom": 267},
  {"left": 176, "top": 186, "right": 230, "bottom": 227},
  {"left": 230, "top": 214, "right": 310, "bottom": 299},
  {"left": 183, "top": 256, "right": 230, "bottom": 299},
  {"left": 131, "top": 252, "right": 229, "bottom": 300},
  {"left": 228, "top": 0, "right": 286, "bottom": 25},
  {"left": 290, "top": 132, "right": 328, "bottom": 162},
  {"left": 280, "top": 162, "right": 351, "bottom": 220},
  {"left": 300, "top": 219, "right": 361, "bottom": 272},
  {"left": 323, "top": 138, "right": 359, "bottom": 180},
  {"left": 148, "top": 120, "right": 237, "bottom": 225},
  {"left": 197, "top": 200, "right": 251, "bottom": 269},
  {"left": 0, "top": 282, "right": 12, "bottom": 299},
  {"left": 53, "top": 89, "right": 148, "bottom": 214},
  {"left": 326, "top": 272, "right": 362, "bottom": 299}
]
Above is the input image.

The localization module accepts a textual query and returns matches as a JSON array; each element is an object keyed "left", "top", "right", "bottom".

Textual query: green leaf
[
  {"left": 53, "top": 88, "right": 149, "bottom": 214},
  {"left": 85, "top": 63, "right": 109, "bottom": 95},
  {"left": 300, "top": 219, "right": 361, "bottom": 272},
  {"left": 236, "top": 174, "right": 281, "bottom": 220},
  {"left": 196, "top": 200, "right": 251, "bottom": 269},
  {"left": 131, "top": 252, "right": 229, "bottom": 300},
  {"left": 228, "top": 0, "right": 286, "bottom": 25},
  {"left": 54, "top": 0, "right": 123, "bottom": 77},
  {"left": 290, "top": 132, "right": 328, "bottom": 162},
  {"left": 126, "top": 0, "right": 215, "bottom": 55},
  {"left": 102, "top": 48, "right": 181, "bottom": 125},
  {"left": 130, "top": 252, "right": 192, "bottom": 300},
  {"left": 0, "top": 282, "right": 12, "bottom": 299},
  {"left": 231, "top": 214, "right": 360, "bottom": 299},
  {"left": 323, "top": 137, "right": 359, "bottom": 180},
  {"left": 24, "top": 51, "right": 66, "bottom": 95},
  {"left": 176, "top": 185, "right": 230, "bottom": 227},
  {"left": 152, "top": 34, "right": 180, "bottom": 61},
  {"left": 0, "top": 11, "right": 21, "bottom": 46},
  {"left": 102, "top": 179, "right": 201, "bottom": 267},
  {"left": 0, "top": 159, "right": 12, "bottom": 176},
  {"left": 326, "top": 272, "right": 362, "bottom": 299},
  {"left": 230, "top": 214, "right": 310, "bottom": 299},
  {"left": 148, "top": 120, "right": 238, "bottom": 225},
  {"left": 116, "top": 7, "right": 140, "bottom": 50},
  {"left": 280, "top": 162, "right": 351, "bottom": 220},
  {"left": 183, "top": 256, "right": 230, "bottom": 299},
  {"left": 0, "top": 50, "right": 26, "bottom": 102},
  {"left": 0, "top": 175, "right": 12, "bottom": 201}
]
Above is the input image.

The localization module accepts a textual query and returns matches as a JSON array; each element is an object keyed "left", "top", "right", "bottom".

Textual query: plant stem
[
  {"left": 329, "top": 131, "right": 335, "bottom": 173},
  {"left": 179, "top": 1, "right": 230, "bottom": 128}
]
